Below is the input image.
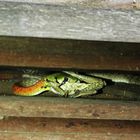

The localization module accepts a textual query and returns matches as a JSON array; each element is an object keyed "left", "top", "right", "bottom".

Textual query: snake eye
[
  {"left": 41, "top": 84, "right": 50, "bottom": 91},
  {"left": 44, "top": 86, "right": 47, "bottom": 88},
  {"left": 41, "top": 85, "right": 48, "bottom": 89}
]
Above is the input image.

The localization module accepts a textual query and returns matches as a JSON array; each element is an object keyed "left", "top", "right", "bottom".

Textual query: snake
[
  {"left": 12, "top": 72, "right": 140, "bottom": 96},
  {"left": 12, "top": 79, "right": 47, "bottom": 96},
  {"left": 0, "top": 70, "right": 47, "bottom": 96}
]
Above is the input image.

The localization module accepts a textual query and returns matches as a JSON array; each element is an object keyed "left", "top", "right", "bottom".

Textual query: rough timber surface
[
  {"left": 0, "top": 96, "right": 140, "bottom": 120},
  {"left": 0, "top": 117, "right": 140, "bottom": 140},
  {"left": 0, "top": 1, "right": 140, "bottom": 42},
  {"left": 0, "top": 36, "right": 140, "bottom": 71},
  {"left": 0, "top": 0, "right": 140, "bottom": 9}
]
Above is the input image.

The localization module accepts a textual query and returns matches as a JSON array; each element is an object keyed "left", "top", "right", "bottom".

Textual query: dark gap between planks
[{"left": 0, "top": 66, "right": 140, "bottom": 101}]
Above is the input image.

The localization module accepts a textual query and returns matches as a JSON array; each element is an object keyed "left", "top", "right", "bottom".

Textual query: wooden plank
[
  {"left": 0, "top": 37, "right": 140, "bottom": 71},
  {"left": 0, "top": 2, "right": 140, "bottom": 42},
  {"left": 0, "top": 96, "right": 139, "bottom": 120},
  {"left": 0, "top": 0, "right": 140, "bottom": 9},
  {"left": 0, "top": 117, "right": 140, "bottom": 140}
]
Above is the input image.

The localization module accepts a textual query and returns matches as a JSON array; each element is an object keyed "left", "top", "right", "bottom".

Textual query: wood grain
[
  {"left": 0, "top": 0, "right": 139, "bottom": 9},
  {"left": 0, "top": 36, "right": 140, "bottom": 71},
  {"left": 0, "top": 96, "right": 139, "bottom": 120},
  {"left": 0, "top": 1, "right": 140, "bottom": 42},
  {"left": 0, "top": 117, "right": 140, "bottom": 140}
]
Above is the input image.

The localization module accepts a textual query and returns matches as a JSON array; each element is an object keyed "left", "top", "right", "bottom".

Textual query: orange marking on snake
[{"left": 12, "top": 80, "right": 47, "bottom": 96}]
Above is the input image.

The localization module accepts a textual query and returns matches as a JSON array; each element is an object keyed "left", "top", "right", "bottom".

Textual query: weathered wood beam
[
  {"left": 0, "top": 1, "right": 140, "bottom": 42},
  {"left": 0, "top": 96, "right": 140, "bottom": 120},
  {"left": 0, "top": 0, "right": 140, "bottom": 9},
  {"left": 0, "top": 36, "right": 140, "bottom": 71},
  {"left": 0, "top": 117, "right": 140, "bottom": 140}
]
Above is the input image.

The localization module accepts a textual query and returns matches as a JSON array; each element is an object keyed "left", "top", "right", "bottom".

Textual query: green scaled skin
[{"left": 87, "top": 72, "right": 140, "bottom": 85}]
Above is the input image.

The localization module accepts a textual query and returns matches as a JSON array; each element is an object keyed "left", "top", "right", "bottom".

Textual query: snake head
[{"left": 12, "top": 79, "right": 49, "bottom": 96}]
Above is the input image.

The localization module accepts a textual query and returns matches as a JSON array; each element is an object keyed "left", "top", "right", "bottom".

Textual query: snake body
[
  {"left": 12, "top": 80, "right": 47, "bottom": 96},
  {"left": 88, "top": 73, "right": 140, "bottom": 85},
  {"left": 12, "top": 72, "right": 140, "bottom": 96}
]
